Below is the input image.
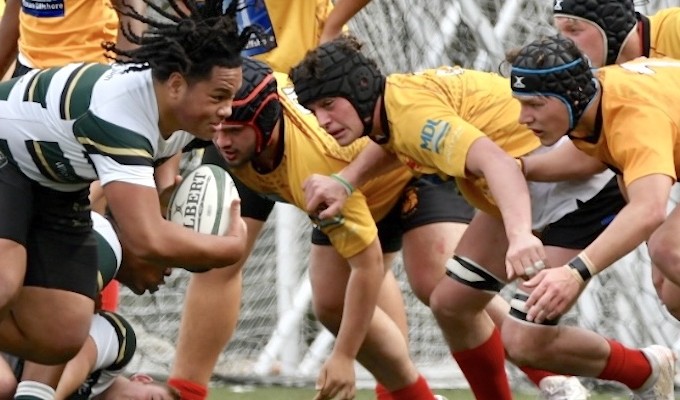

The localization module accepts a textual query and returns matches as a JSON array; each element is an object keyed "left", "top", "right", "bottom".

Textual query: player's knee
[
  {"left": 503, "top": 290, "right": 560, "bottom": 365},
  {"left": 648, "top": 234, "right": 680, "bottom": 276},
  {"left": 430, "top": 256, "right": 504, "bottom": 321},
  {"left": 0, "top": 373, "right": 17, "bottom": 399},
  {"left": 26, "top": 312, "right": 91, "bottom": 363},
  {"left": 312, "top": 300, "right": 343, "bottom": 333}
]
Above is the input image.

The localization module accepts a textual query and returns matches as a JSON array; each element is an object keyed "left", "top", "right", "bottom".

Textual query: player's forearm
[
  {"left": 340, "top": 142, "right": 400, "bottom": 188},
  {"left": 484, "top": 156, "right": 534, "bottom": 237},
  {"left": 134, "top": 221, "right": 246, "bottom": 271},
  {"left": 523, "top": 141, "right": 606, "bottom": 182},
  {"left": 579, "top": 190, "right": 666, "bottom": 275},
  {"left": 105, "top": 182, "right": 246, "bottom": 270},
  {"left": 320, "top": 0, "right": 372, "bottom": 43},
  {"left": 333, "top": 242, "right": 384, "bottom": 358}
]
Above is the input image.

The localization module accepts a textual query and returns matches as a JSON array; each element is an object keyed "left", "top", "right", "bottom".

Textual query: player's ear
[{"left": 130, "top": 373, "right": 154, "bottom": 383}]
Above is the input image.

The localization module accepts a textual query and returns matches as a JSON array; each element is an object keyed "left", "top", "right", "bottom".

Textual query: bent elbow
[{"left": 644, "top": 207, "right": 667, "bottom": 236}]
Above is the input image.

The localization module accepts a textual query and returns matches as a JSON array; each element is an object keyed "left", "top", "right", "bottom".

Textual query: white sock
[{"left": 14, "top": 380, "right": 55, "bottom": 400}]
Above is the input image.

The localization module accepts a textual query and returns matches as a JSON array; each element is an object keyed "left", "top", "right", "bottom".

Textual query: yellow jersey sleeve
[
  {"left": 573, "top": 59, "right": 680, "bottom": 187},
  {"left": 649, "top": 8, "right": 680, "bottom": 59},
  {"left": 382, "top": 67, "right": 539, "bottom": 213}
]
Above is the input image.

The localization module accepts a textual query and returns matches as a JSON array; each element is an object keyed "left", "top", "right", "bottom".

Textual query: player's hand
[
  {"left": 158, "top": 174, "right": 183, "bottom": 217},
  {"left": 303, "top": 174, "right": 349, "bottom": 220},
  {"left": 505, "top": 232, "right": 547, "bottom": 281},
  {"left": 313, "top": 353, "right": 356, "bottom": 400},
  {"left": 523, "top": 265, "right": 585, "bottom": 323},
  {"left": 224, "top": 199, "right": 247, "bottom": 240}
]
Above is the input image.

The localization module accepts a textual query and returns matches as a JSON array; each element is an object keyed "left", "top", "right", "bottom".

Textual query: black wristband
[{"left": 568, "top": 256, "right": 592, "bottom": 282}]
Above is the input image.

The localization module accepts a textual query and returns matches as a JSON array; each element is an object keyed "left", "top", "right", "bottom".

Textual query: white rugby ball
[{"left": 166, "top": 164, "right": 239, "bottom": 235}]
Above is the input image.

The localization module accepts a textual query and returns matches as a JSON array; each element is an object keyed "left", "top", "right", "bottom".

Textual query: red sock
[
  {"left": 375, "top": 383, "right": 392, "bottom": 400},
  {"left": 597, "top": 339, "right": 651, "bottom": 390},
  {"left": 519, "top": 365, "right": 556, "bottom": 387},
  {"left": 167, "top": 377, "right": 208, "bottom": 400},
  {"left": 453, "top": 328, "right": 512, "bottom": 400},
  {"left": 389, "top": 375, "right": 434, "bottom": 400}
]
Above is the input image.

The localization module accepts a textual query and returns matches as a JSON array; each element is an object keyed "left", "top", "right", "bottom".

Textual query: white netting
[{"left": 120, "top": 0, "right": 680, "bottom": 390}]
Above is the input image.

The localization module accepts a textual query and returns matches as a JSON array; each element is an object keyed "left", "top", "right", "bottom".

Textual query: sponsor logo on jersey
[
  {"left": 420, "top": 119, "right": 449, "bottom": 153},
  {"left": 22, "top": 0, "right": 65, "bottom": 18}
]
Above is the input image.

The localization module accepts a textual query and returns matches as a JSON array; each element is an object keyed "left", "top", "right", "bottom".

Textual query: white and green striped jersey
[{"left": 0, "top": 62, "right": 194, "bottom": 191}]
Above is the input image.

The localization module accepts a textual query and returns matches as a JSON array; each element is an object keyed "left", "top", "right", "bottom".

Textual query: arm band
[
  {"left": 330, "top": 173, "right": 355, "bottom": 196},
  {"left": 568, "top": 253, "right": 596, "bottom": 283}
]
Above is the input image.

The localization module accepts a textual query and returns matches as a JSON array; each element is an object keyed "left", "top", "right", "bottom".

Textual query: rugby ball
[{"left": 166, "top": 164, "right": 239, "bottom": 235}]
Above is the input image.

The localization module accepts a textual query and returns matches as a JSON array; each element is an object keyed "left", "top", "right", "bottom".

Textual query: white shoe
[
  {"left": 433, "top": 396, "right": 448, "bottom": 400},
  {"left": 633, "top": 345, "right": 676, "bottom": 400},
  {"left": 538, "top": 376, "right": 589, "bottom": 400}
]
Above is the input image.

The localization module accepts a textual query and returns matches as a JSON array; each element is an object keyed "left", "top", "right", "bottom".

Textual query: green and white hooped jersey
[
  {"left": 0, "top": 63, "right": 194, "bottom": 192},
  {"left": 92, "top": 211, "right": 121, "bottom": 292}
]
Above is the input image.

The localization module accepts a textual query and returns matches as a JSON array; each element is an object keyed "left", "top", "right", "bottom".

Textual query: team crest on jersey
[
  {"left": 554, "top": 0, "right": 564, "bottom": 11},
  {"left": 401, "top": 186, "right": 419, "bottom": 218}
]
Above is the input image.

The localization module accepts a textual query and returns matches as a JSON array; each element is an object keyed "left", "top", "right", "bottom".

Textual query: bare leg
[{"left": 170, "top": 218, "right": 264, "bottom": 386}]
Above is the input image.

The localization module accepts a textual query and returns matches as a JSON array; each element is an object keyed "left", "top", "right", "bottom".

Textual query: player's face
[
  {"left": 515, "top": 95, "right": 570, "bottom": 145},
  {"left": 213, "top": 124, "right": 258, "bottom": 168},
  {"left": 175, "top": 66, "right": 243, "bottom": 140},
  {"left": 306, "top": 97, "right": 363, "bottom": 146},
  {"left": 121, "top": 374, "right": 177, "bottom": 400},
  {"left": 554, "top": 17, "right": 605, "bottom": 67}
]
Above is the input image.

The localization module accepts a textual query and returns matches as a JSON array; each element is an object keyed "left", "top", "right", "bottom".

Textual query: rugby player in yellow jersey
[
  {"left": 288, "top": 34, "right": 673, "bottom": 399},
  {"left": 204, "top": 57, "right": 442, "bottom": 400},
  {"left": 549, "top": 0, "right": 680, "bottom": 328},
  {"left": 552, "top": 0, "right": 680, "bottom": 69},
  {"left": 508, "top": 34, "right": 678, "bottom": 400}
]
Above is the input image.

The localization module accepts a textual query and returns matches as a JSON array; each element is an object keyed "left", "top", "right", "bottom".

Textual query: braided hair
[
  {"left": 289, "top": 35, "right": 385, "bottom": 138},
  {"left": 104, "top": 0, "right": 258, "bottom": 82},
  {"left": 508, "top": 34, "right": 598, "bottom": 131}
]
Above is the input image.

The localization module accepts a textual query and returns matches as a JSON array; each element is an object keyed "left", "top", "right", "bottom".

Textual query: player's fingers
[{"left": 318, "top": 203, "right": 342, "bottom": 219}]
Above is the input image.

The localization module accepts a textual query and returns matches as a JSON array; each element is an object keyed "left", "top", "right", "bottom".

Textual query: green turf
[{"left": 207, "top": 386, "right": 632, "bottom": 399}]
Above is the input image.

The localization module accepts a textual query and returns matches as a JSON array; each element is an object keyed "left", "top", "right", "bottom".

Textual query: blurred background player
[
  {"left": 169, "top": 1, "right": 380, "bottom": 398},
  {"left": 507, "top": 34, "right": 678, "bottom": 400},
  {"left": 0, "top": 0, "right": 250, "bottom": 398}
]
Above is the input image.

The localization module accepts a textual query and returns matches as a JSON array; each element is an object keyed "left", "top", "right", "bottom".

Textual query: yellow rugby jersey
[
  {"left": 570, "top": 58, "right": 680, "bottom": 187},
  {"left": 646, "top": 8, "right": 680, "bottom": 59},
  {"left": 381, "top": 66, "right": 540, "bottom": 213},
  {"left": 0, "top": 1, "right": 5, "bottom": 17},
  {"left": 229, "top": 72, "right": 412, "bottom": 258},
  {"left": 240, "top": 0, "right": 336, "bottom": 74},
  {"left": 19, "top": 0, "right": 118, "bottom": 68}
]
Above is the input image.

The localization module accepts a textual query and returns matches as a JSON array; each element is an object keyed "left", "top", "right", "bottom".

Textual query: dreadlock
[{"left": 103, "top": 0, "right": 259, "bottom": 83}]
